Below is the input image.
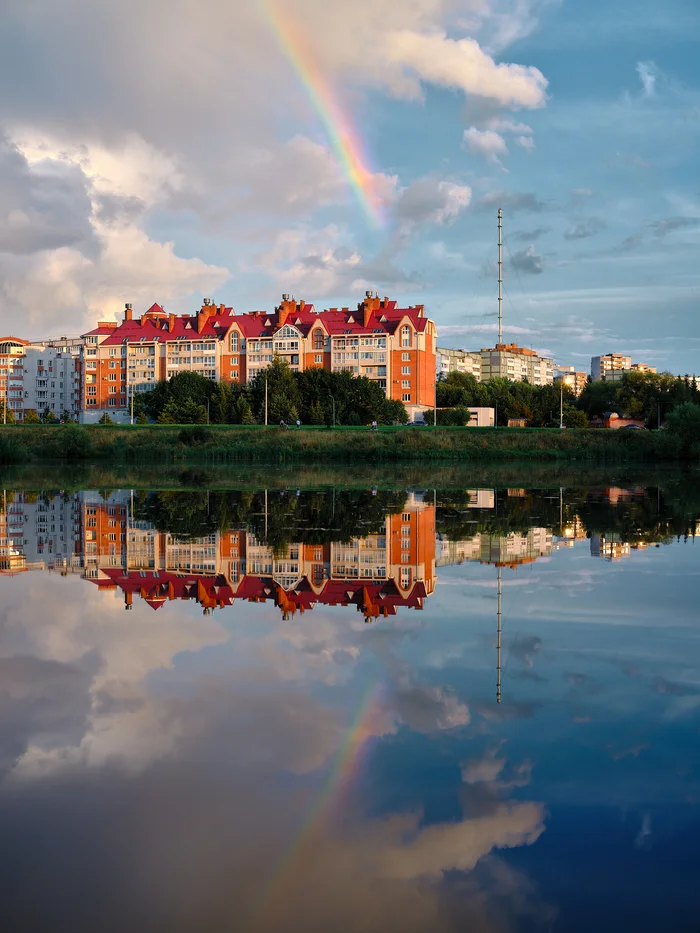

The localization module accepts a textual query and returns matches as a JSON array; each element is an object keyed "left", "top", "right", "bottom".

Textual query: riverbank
[{"left": 0, "top": 422, "right": 688, "bottom": 465}]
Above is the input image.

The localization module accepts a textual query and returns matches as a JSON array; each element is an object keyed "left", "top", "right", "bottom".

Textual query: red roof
[
  {"left": 90, "top": 568, "right": 425, "bottom": 616},
  {"left": 90, "top": 299, "right": 428, "bottom": 345}
]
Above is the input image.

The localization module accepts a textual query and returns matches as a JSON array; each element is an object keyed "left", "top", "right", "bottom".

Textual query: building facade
[
  {"left": 80, "top": 293, "right": 437, "bottom": 423},
  {"left": 436, "top": 347, "right": 482, "bottom": 380},
  {"left": 478, "top": 343, "right": 553, "bottom": 386},
  {"left": 591, "top": 355, "right": 657, "bottom": 382},
  {"left": 0, "top": 337, "right": 82, "bottom": 422},
  {"left": 553, "top": 366, "right": 588, "bottom": 397}
]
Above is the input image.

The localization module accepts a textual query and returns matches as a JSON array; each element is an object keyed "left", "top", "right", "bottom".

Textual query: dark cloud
[
  {"left": 0, "top": 654, "right": 97, "bottom": 774},
  {"left": 509, "top": 635, "right": 542, "bottom": 668},
  {"left": 511, "top": 227, "right": 550, "bottom": 242},
  {"left": 509, "top": 245, "right": 544, "bottom": 275},
  {"left": 649, "top": 217, "right": 700, "bottom": 237},
  {"left": 476, "top": 191, "right": 547, "bottom": 214},
  {"left": 563, "top": 217, "right": 606, "bottom": 240},
  {"left": 0, "top": 136, "right": 96, "bottom": 255},
  {"left": 94, "top": 193, "right": 146, "bottom": 226}
]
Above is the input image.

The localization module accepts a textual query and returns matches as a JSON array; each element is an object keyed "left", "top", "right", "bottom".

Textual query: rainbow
[
  {"left": 246, "top": 682, "right": 384, "bottom": 930},
  {"left": 260, "top": 0, "right": 385, "bottom": 227}
]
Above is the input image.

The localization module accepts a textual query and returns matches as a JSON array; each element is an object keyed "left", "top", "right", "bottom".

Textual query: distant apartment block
[
  {"left": 591, "top": 354, "right": 656, "bottom": 382},
  {"left": 437, "top": 343, "right": 553, "bottom": 386},
  {"left": 553, "top": 365, "right": 588, "bottom": 396},
  {"left": 437, "top": 347, "right": 482, "bottom": 379},
  {"left": 0, "top": 337, "right": 82, "bottom": 422},
  {"left": 81, "top": 293, "right": 436, "bottom": 424}
]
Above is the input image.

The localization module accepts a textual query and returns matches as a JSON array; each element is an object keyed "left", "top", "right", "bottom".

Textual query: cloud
[
  {"left": 477, "top": 190, "right": 546, "bottom": 213},
  {"left": 392, "top": 681, "right": 470, "bottom": 732},
  {"left": 463, "top": 128, "right": 509, "bottom": 163},
  {"left": 563, "top": 217, "right": 606, "bottom": 240},
  {"left": 509, "top": 244, "right": 544, "bottom": 274},
  {"left": 512, "top": 226, "right": 549, "bottom": 242},
  {"left": 509, "top": 636, "right": 542, "bottom": 668},
  {"left": 384, "top": 31, "right": 548, "bottom": 108},
  {"left": 439, "top": 323, "right": 537, "bottom": 337},
  {"left": 636, "top": 61, "right": 658, "bottom": 98},
  {"left": 394, "top": 177, "right": 472, "bottom": 227},
  {"left": 649, "top": 217, "right": 700, "bottom": 237},
  {"left": 0, "top": 135, "right": 96, "bottom": 256}
]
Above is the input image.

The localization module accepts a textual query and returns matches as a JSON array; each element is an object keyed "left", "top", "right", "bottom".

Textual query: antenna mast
[
  {"left": 496, "top": 565, "right": 502, "bottom": 704},
  {"left": 498, "top": 208, "right": 503, "bottom": 346}
]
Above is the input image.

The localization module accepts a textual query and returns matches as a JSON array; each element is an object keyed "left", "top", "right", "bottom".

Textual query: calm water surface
[{"left": 1, "top": 473, "right": 699, "bottom": 932}]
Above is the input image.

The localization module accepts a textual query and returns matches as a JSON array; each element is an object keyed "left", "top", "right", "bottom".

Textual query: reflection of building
[
  {"left": 0, "top": 489, "right": 436, "bottom": 622},
  {"left": 437, "top": 528, "right": 553, "bottom": 568}
]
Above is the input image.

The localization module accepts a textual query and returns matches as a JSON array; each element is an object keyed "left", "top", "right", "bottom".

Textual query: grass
[{"left": 0, "top": 422, "right": 687, "bottom": 465}]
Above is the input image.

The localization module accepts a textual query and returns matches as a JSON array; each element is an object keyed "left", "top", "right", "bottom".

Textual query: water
[{"left": 1, "top": 471, "right": 699, "bottom": 932}]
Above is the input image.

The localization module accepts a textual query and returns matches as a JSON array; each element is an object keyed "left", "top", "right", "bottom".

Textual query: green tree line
[{"left": 134, "top": 360, "right": 407, "bottom": 426}]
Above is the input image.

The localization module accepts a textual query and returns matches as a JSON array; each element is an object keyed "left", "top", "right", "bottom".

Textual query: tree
[
  {"left": 380, "top": 398, "right": 408, "bottom": 424},
  {"left": 41, "top": 406, "right": 54, "bottom": 423},
  {"left": 232, "top": 395, "right": 255, "bottom": 424},
  {"left": 158, "top": 397, "right": 207, "bottom": 424},
  {"left": 98, "top": 412, "right": 115, "bottom": 425},
  {"left": 0, "top": 402, "right": 15, "bottom": 424},
  {"left": 665, "top": 402, "right": 700, "bottom": 457},
  {"left": 249, "top": 357, "right": 301, "bottom": 423},
  {"left": 436, "top": 407, "right": 472, "bottom": 426},
  {"left": 308, "top": 400, "right": 324, "bottom": 425},
  {"left": 563, "top": 406, "right": 588, "bottom": 429},
  {"left": 136, "top": 412, "right": 149, "bottom": 425},
  {"left": 23, "top": 409, "right": 41, "bottom": 424}
]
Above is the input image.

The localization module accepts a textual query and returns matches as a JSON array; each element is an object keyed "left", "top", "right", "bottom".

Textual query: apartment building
[
  {"left": 80, "top": 293, "right": 437, "bottom": 424},
  {"left": 591, "top": 354, "right": 657, "bottom": 382},
  {"left": 479, "top": 343, "right": 554, "bottom": 386},
  {"left": 0, "top": 337, "right": 82, "bottom": 422},
  {"left": 437, "top": 343, "right": 553, "bottom": 386},
  {"left": 436, "top": 347, "right": 482, "bottom": 380},
  {"left": 553, "top": 365, "right": 588, "bottom": 397}
]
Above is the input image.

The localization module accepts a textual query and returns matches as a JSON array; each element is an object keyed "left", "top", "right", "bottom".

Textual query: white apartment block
[
  {"left": 437, "top": 347, "right": 483, "bottom": 379},
  {"left": 437, "top": 343, "right": 553, "bottom": 386},
  {"left": 0, "top": 338, "right": 82, "bottom": 422},
  {"left": 591, "top": 354, "right": 656, "bottom": 381}
]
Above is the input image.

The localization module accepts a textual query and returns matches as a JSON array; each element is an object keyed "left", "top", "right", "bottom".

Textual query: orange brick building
[{"left": 80, "top": 292, "right": 437, "bottom": 423}]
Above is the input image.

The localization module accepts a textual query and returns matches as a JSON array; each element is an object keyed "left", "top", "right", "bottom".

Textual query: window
[
  {"left": 402, "top": 352, "right": 410, "bottom": 361},
  {"left": 401, "top": 366, "right": 411, "bottom": 375},
  {"left": 401, "top": 325, "right": 411, "bottom": 348},
  {"left": 314, "top": 355, "right": 323, "bottom": 364},
  {"left": 402, "top": 393, "right": 411, "bottom": 402},
  {"left": 108, "top": 386, "right": 116, "bottom": 394},
  {"left": 109, "top": 361, "right": 117, "bottom": 369},
  {"left": 402, "top": 513, "right": 411, "bottom": 522},
  {"left": 401, "top": 380, "right": 410, "bottom": 389},
  {"left": 313, "top": 330, "right": 324, "bottom": 351},
  {"left": 229, "top": 332, "right": 239, "bottom": 353},
  {"left": 109, "top": 373, "right": 117, "bottom": 381},
  {"left": 108, "top": 398, "right": 116, "bottom": 406}
]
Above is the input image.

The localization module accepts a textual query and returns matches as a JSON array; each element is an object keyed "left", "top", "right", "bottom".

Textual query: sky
[{"left": 1, "top": 0, "right": 699, "bottom": 374}]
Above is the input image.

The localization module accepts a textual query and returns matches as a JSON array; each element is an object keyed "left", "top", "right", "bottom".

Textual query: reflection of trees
[
  {"left": 133, "top": 489, "right": 408, "bottom": 552},
  {"left": 436, "top": 485, "right": 700, "bottom": 545}
]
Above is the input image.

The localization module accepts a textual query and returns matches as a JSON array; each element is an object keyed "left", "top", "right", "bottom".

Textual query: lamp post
[
  {"left": 329, "top": 393, "right": 336, "bottom": 428},
  {"left": 264, "top": 374, "right": 268, "bottom": 426}
]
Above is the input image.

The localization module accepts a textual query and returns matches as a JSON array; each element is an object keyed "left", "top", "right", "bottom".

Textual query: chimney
[
  {"left": 278, "top": 293, "right": 295, "bottom": 328},
  {"left": 197, "top": 303, "right": 215, "bottom": 333},
  {"left": 169, "top": 313, "right": 176, "bottom": 331},
  {"left": 124, "top": 302, "right": 133, "bottom": 322},
  {"left": 361, "top": 292, "right": 380, "bottom": 328},
  {"left": 219, "top": 303, "right": 226, "bottom": 315}
]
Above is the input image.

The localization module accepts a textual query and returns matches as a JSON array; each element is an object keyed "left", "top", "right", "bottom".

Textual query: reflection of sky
[{"left": 0, "top": 533, "right": 698, "bottom": 931}]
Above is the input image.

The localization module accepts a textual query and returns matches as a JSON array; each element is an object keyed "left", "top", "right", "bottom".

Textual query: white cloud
[
  {"left": 636, "top": 60, "right": 658, "bottom": 98},
  {"left": 463, "top": 127, "right": 509, "bottom": 163}
]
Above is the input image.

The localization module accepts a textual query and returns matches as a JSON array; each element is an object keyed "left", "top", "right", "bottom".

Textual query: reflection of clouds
[
  {"left": 510, "top": 635, "right": 542, "bottom": 669},
  {"left": 610, "top": 743, "right": 649, "bottom": 761},
  {"left": 635, "top": 812, "right": 652, "bottom": 850},
  {"left": 392, "top": 679, "right": 470, "bottom": 732}
]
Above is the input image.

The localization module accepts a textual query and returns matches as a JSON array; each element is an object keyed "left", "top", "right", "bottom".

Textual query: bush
[
  {"left": 98, "top": 413, "right": 115, "bottom": 425},
  {"left": 136, "top": 412, "right": 149, "bottom": 425},
  {"left": 0, "top": 434, "right": 28, "bottom": 464},
  {"left": 665, "top": 402, "right": 700, "bottom": 457},
  {"left": 23, "top": 409, "right": 41, "bottom": 424},
  {"left": 178, "top": 426, "right": 213, "bottom": 446},
  {"left": 59, "top": 425, "right": 94, "bottom": 459},
  {"left": 436, "top": 407, "right": 472, "bottom": 426}
]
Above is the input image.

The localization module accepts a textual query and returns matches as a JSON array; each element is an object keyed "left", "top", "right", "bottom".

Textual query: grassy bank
[{"left": 0, "top": 422, "right": 688, "bottom": 466}]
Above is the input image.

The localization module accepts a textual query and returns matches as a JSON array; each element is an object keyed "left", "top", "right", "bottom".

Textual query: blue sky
[{"left": 1, "top": 0, "right": 698, "bottom": 374}]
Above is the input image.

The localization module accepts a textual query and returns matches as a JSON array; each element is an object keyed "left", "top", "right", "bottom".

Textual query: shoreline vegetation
[{"left": 0, "top": 422, "right": 697, "bottom": 466}]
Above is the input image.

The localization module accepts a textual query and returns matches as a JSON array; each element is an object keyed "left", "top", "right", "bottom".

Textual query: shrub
[
  {"left": 59, "top": 425, "right": 94, "bottom": 459},
  {"left": 436, "top": 407, "right": 472, "bottom": 426},
  {"left": 178, "top": 426, "right": 213, "bottom": 446},
  {"left": 0, "top": 434, "right": 28, "bottom": 464},
  {"left": 98, "top": 413, "right": 115, "bottom": 425},
  {"left": 665, "top": 402, "right": 700, "bottom": 457},
  {"left": 136, "top": 412, "right": 149, "bottom": 425},
  {"left": 23, "top": 409, "right": 41, "bottom": 424}
]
